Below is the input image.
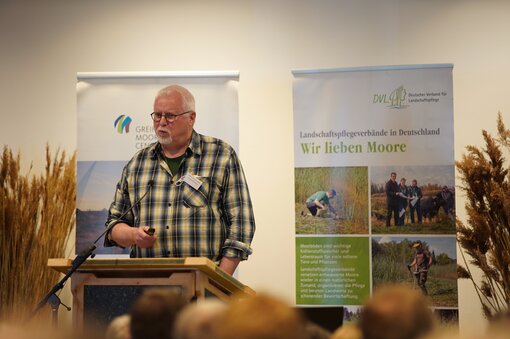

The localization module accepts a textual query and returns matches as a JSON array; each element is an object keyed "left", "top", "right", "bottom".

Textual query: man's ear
[{"left": 189, "top": 111, "right": 196, "bottom": 125}]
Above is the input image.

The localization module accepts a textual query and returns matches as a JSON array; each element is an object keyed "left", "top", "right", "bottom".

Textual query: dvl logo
[
  {"left": 114, "top": 115, "right": 132, "bottom": 134},
  {"left": 373, "top": 85, "right": 408, "bottom": 109}
]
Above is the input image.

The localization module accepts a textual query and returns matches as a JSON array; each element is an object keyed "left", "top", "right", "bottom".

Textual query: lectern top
[{"left": 48, "top": 257, "right": 255, "bottom": 296}]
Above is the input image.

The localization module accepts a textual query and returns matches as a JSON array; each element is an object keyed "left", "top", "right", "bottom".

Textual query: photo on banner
[
  {"left": 292, "top": 64, "right": 457, "bottom": 318},
  {"left": 296, "top": 167, "right": 369, "bottom": 235},
  {"left": 370, "top": 165, "right": 456, "bottom": 234},
  {"left": 76, "top": 72, "right": 239, "bottom": 255}
]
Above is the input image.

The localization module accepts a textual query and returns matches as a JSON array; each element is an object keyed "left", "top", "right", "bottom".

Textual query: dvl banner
[
  {"left": 77, "top": 71, "right": 239, "bottom": 255},
  {"left": 293, "top": 65, "right": 457, "bottom": 320}
]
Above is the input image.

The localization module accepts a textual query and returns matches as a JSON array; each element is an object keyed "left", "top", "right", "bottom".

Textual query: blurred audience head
[
  {"left": 303, "top": 321, "right": 331, "bottom": 339},
  {"left": 485, "top": 308, "right": 510, "bottom": 339},
  {"left": 0, "top": 321, "right": 102, "bottom": 339},
  {"left": 130, "top": 287, "right": 187, "bottom": 339},
  {"left": 330, "top": 323, "right": 363, "bottom": 339},
  {"left": 359, "top": 284, "right": 435, "bottom": 339},
  {"left": 420, "top": 327, "right": 462, "bottom": 339},
  {"left": 0, "top": 322, "right": 27, "bottom": 339},
  {"left": 214, "top": 293, "right": 307, "bottom": 339},
  {"left": 173, "top": 299, "right": 227, "bottom": 339},
  {"left": 105, "top": 314, "right": 131, "bottom": 339}
]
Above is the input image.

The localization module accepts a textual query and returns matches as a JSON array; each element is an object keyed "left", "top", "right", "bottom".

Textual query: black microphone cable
[{"left": 96, "top": 179, "right": 155, "bottom": 244}]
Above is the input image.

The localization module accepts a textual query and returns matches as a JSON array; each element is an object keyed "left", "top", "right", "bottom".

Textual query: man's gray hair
[{"left": 156, "top": 85, "right": 195, "bottom": 112}]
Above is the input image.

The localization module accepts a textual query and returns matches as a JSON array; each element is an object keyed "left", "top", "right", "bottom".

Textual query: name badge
[{"left": 182, "top": 172, "right": 202, "bottom": 190}]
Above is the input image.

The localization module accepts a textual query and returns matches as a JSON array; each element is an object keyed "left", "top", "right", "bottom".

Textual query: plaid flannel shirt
[{"left": 104, "top": 130, "right": 255, "bottom": 260}]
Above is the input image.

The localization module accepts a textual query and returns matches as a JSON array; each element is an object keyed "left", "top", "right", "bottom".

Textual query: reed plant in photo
[
  {"left": 0, "top": 145, "right": 76, "bottom": 322},
  {"left": 456, "top": 112, "right": 510, "bottom": 318}
]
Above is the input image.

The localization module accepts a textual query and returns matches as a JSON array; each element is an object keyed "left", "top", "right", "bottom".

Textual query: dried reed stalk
[
  {"left": 456, "top": 112, "right": 510, "bottom": 318},
  {"left": 0, "top": 145, "right": 76, "bottom": 322}
]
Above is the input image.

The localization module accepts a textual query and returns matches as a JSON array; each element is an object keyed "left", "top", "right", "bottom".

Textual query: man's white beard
[{"left": 156, "top": 133, "right": 172, "bottom": 146}]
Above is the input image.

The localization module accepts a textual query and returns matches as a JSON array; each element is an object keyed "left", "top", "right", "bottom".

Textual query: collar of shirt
[{"left": 149, "top": 130, "right": 203, "bottom": 160}]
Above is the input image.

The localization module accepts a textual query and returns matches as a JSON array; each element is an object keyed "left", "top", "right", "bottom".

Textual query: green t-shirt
[
  {"left": 306, "top": 191, "right": 329, "bottom": 205},
  {"left": 164, "top": 153, "right": 186, "bottom": 175}
]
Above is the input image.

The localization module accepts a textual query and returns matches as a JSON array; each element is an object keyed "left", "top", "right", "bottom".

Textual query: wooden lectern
[{"left": 48, "top": 257, "right": 255, "bottom": 329}]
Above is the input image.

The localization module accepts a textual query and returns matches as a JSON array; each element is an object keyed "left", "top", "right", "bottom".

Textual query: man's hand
[
  {"left": 314, "top": 200, "right": 325, "bottom": 210},
  {"left": 111, "top": 223, "right": 157, "bottom": 248},
  {"left": 133, "top": 226, "right": 157, "bottom": 248}
]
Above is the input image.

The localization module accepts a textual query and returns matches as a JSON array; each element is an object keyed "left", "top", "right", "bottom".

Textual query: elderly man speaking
[{"left": 104, "top": 85, "right": 255, "bottom": 275}]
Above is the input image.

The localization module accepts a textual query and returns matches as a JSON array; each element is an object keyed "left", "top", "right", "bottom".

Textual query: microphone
[{"left": 96, "top": 180, "right": 155, "bottom": 244}]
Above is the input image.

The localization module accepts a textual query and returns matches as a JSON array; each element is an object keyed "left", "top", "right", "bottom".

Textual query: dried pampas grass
[
  {"left": 456, "top": 112, "right": 510, "bottom": 318},
  {"left": 0, "top": 145, "right": 76, "bottom": 322}
]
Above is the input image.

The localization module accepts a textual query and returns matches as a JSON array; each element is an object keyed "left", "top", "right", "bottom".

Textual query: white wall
[{"left": 2, "top": 0, "right": 510, "bottom": 336}]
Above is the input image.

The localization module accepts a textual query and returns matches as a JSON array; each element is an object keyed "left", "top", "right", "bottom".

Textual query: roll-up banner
[
  {"left": 293, "top": 65, "right": 457, "bottom": 321},
  {"left": 76, "top": 71, "right": 239, "bottom": 255}
]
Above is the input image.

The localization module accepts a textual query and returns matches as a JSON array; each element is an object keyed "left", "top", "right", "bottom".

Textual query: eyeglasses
[{"left": 150, "top": 111, "right": 192, "bottom": 122}]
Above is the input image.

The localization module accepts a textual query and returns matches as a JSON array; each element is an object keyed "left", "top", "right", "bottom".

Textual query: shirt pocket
[{"left": 181, "top": 176, "right": 213, "bottom": 208}]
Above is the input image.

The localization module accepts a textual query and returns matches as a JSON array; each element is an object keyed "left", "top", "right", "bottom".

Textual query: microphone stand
[
  {"left": 28, "top": 238, "right": 101, "bottom": 326},
  {"left": 29, "top": 181, "right": 154, "bottom": 326}
]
